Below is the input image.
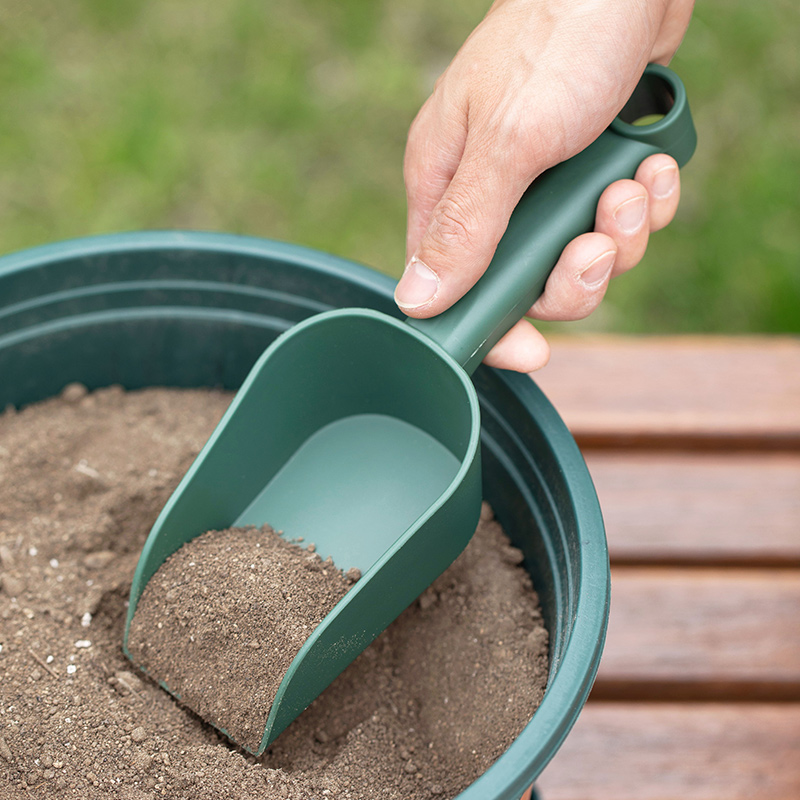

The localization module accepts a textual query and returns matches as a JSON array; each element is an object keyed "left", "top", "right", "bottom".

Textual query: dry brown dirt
[{"left": 0, "top": 385, "right": 548, "bottom": 799}]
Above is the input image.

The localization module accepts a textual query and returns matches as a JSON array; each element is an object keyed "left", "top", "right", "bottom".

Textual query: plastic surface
[
  {"left": 411, "top": 63, "right": 695, "bottom": 373},
  {"left": 0, "top": 229, "right": 603, "bottom": 799},
  {"left": 118, "top": 63, "right": 694, "bottom": 752},
  {"left": 0, "top": 66, "right": 692, "bottom": 791},
  {"left": 125, "top": 306, "right": 484, "bottom": 749}
]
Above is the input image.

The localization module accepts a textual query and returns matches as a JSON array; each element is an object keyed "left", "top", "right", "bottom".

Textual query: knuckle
[{"left": 429, "top": 195, "right": 475, "bottom": 250}]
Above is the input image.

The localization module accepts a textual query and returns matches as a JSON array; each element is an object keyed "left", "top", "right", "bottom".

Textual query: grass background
[{"left": 0, "top": 0, "right": 797, "bottom": 334}]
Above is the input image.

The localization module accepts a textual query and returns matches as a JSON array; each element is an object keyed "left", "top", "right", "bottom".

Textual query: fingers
[
  {"left": 399, "top": 92, "right": 533, "bottom": 318},
  {"left": 404, "top": 148, "right": 681, "bottom": 372},
  {"left": 530, "top": 153, "right": 680, "bottom": 324},
  {"left": 594, "top": 153, "right": 680, "bottom": 278},
  {"left": 529, "top": 232, "right": 618, "bottom": 321},
  {"left": 487, "top": 154, "right": 681, "bottom": 371},
  {"left": 403, "top": 92, "right": 469, "bottom": 266},
  {"left": 396, "top": 150, "right": 525, "bottom": 318},
  {"left": 634, "top": 153, "right": 681, "bottom": 233},
  {"left": 594, "top": 178, "right": 651, "bottom": 277},
  {"left": 481, "top": 319, "right": 551, "bottom": 374}
]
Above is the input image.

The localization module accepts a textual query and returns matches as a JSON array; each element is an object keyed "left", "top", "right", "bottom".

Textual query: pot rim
[{"left": 0, "top": 230, "right": 609, "bottom": 800}]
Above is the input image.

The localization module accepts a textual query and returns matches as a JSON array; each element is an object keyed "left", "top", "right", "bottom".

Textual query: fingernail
[
  {"left": 394, "top": 257, "right": 439, "bottom": 310},
  {"left": 580, "top": 249, "right": 616, "bottom": 287},
  {"left": 613, "top": 195, "right": 647, "bottom": 234},
  {"left": 652, "top": 165, "right": 678, "bottom": 199}
]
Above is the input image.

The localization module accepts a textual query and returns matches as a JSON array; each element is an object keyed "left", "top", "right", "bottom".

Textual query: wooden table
[{"left": 530, "top": 336, "right": 800, "bottom": 800}]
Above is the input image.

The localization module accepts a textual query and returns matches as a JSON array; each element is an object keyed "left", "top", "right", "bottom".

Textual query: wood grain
[
  {"left": 533, "top": 336, "right": 800, "bottom": 448},
  {"left": 593, "top": 567, "right": 800, "bottom": 700},
  {"left": 536, "top": 703, "right": 800, "bottom": 800},
  {"left": 584, "top": 451, "right": 800, "bottom": 565}
]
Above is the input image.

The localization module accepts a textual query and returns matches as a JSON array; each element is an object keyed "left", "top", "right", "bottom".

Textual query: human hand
[{"left": 396, "top": 0, "right": 694, "bottom": 372}]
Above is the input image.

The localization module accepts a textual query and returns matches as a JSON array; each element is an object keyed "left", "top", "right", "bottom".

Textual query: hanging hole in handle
[
  {"left": 610, "top": 64, "right": 696, "bottom": 167},
  {"left": 618, "top": 70, "right": 675, "bottom": 127}
]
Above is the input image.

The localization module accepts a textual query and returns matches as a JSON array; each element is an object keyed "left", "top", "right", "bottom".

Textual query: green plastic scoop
[{"left": 123, "top": 64, "right": 695, "bottom": 755}]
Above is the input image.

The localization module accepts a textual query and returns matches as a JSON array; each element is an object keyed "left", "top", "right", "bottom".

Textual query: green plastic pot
[{"left": 0, "top": 231, "right": 608, "bottom": 799}]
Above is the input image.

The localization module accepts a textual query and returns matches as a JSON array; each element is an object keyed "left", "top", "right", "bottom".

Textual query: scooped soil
[
  {"left": 127, "top": 524, "right": 360, "bottom": 751},
  {"left": 0, "top": 385, "right": 549, "bottom": 799}
]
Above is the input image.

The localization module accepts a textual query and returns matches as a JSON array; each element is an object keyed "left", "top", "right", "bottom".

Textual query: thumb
[{"left": 395, "top": 151, "right": 525, "bottom": 318}]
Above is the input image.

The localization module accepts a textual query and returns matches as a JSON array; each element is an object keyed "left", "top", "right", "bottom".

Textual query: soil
[
  {"left": 0, "top": 385, "right": 549, "bottom": 800},
  {"left": 127, "top": 524, "right": 359, "bottom": 751}
]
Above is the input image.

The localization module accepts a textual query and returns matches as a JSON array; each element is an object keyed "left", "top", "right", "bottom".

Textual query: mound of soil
[{"left": 127, "top": 523, "right": 360, "bottom": 750}]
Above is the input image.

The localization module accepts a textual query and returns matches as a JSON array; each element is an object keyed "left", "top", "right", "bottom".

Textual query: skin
[{"left": 396, "top": 0, "right": 695, "bottom": 372}]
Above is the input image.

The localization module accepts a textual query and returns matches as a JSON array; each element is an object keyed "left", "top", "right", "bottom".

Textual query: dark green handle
[{"left": 408, "top": 63, "right": 696, "bottom": 375}]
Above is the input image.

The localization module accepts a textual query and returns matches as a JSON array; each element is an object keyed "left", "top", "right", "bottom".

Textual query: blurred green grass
[{"left": 0, "top": 0, "right": 797, "bottom": 333}]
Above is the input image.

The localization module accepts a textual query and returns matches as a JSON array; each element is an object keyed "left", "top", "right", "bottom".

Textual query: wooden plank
[
  {"left": 533, "top": 336, "right": 800, "bottom": 447},
  {"left": 584, "top": 451, "right": 800, "bottom": 565},
  {"left": 536, "top": 702, "right": 800, "bottom": 800},
  {"left": 531, "top": 337, "right": 799, "bottom": 799},
  {"left": 592, "top": 567, "right": 800, "bottom": 701}
]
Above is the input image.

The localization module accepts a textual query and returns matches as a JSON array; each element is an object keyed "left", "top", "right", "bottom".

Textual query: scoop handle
[{"left": 407, "top": 64, "right": 696, "bottom": 375}]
